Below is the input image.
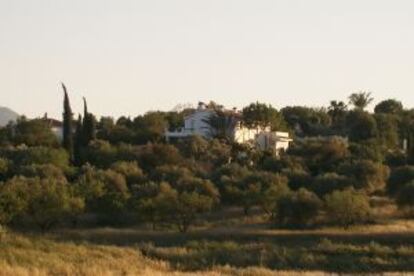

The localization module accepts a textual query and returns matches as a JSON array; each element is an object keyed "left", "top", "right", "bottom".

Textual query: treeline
[{"left": 0, "top": 89, "right": 414, "bottom": 232}]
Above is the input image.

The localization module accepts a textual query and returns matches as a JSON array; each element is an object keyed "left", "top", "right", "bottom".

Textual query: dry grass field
[
  {"left": 0, "top": 232, "right": 333, "bottom": 276},
  {"left": 1, "top": 204, "right": 414, "bottom": 275},
  {"left": 0, "top": 219, "right": 414, "bottom": 275}
]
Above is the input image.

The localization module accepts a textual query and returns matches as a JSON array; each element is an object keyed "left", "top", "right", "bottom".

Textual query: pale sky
[{"left": 1, "top": 0, "right": 414, "bottom": 119}]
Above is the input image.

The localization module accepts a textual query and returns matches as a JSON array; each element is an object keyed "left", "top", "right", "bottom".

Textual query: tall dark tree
[
  {"left": 82, "top": 97, "right": 97, "bottom": 146},
  {"left": 74, "top": 114, "right": 83, "bottom": 165},
  {"left": 62, "top": 83, "right": 74, "bottom": 161}
]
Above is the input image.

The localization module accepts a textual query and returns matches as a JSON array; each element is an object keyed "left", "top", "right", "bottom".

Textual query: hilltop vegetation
[{"left": 1, "top": 89, "right": 414, "bottom": 274}]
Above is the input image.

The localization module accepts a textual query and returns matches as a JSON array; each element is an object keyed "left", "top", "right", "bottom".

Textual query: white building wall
[
  {"left": 52, "top": 127, "right": 64, "bottom": 142},
  {"left": 165, "top": 106, "right": 292, "bottom": 156}
]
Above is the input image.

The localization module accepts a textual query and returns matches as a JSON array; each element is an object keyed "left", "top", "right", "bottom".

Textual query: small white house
[
  {"left": 255, "top": 131, "right": 292, "bottom": 154},
  {"left": 165, "top": 102, "right": 292, "bottom": 155},
  {"left": 42, "top": 115, "right": 64, "bottom": 142}
]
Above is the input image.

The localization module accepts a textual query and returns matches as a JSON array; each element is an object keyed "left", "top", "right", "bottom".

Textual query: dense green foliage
[
  {"left": 62, "top": 83, "right": 74, "bottom": 161},
  {"left": 325, "top": 189, "right": 371, "bottom": 228},
  {"left": 0, "top": 91, "right": 414, "bottom": 233}
]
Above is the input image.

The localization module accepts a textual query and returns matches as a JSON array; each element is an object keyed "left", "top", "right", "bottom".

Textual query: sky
[{"left": 0, "top": 0, "right": 414, "bottom": 119}]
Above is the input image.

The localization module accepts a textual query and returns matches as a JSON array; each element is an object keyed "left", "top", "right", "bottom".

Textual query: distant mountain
[{"left": 0, "top": 107, "right": 19, "bottom": 127}]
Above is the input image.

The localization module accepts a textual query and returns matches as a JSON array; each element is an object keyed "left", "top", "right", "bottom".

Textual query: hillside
[
  {"left": 0, "top": 231, "right": 322, "bottom": 276},
  {"left": 0, "top": 106, "right": 19, "bottom": 127},
  {"left": 2, "top": 216, "right": 414, "bottom": 275}
]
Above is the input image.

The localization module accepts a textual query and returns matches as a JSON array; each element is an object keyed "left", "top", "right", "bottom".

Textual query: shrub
[
  {"left": 325, "top": 189, "right": 371, "bottom": 228},
  {"left": 0, "top": 158, "right": 10, "bottom": 181},
  {"left": 348, "top": 140, "right": 384, "bottom": 163},
  {"left": 74, "top": 165, "right": 130, "bottom": 218},
  {"left": 284, "top": 169, "right": 312, "bottom": 191},
  {"left": 339, "top": 160, "right": 390, "bottom": 194},
  {"left": 81, "top": 140, "right": 118, "bottom": 167},
  {"left": 0, "top": 177, "right": 28, "bottom": 225},
  {"left": 345, "top": 110, "right": 378, "bottom": 142},
  {"left": 110, "top": 161, "right": 144, "bottom": 185},
  {"left": 15, "top": 164, "right": 66, "bottom": 181},
  {"left": 312, "top": 173, "right": 351, "bottom": 196},
  {"left": 12, "top": 118, "right": 59, "bottom": 147},
  {"left": 216, "top": 165, "right": 288, "bottom": 215},
  {"left": 275, "top": 188, "right": 322, "bottom": 228},
  {"left": 288, "top": 136, "right": 349, "bottom": 174},
  {"left": 0, "top": 176, "right": 84, "bottom": 231},
  {"left": 396, "top": 181, "right": 414, "bottom": 216},
  {"left": 131, "top": 181, "right": 163, "bottom": 229},
  {"left": 135, "top": 168, "right": 219, "bottom": 232},
  {"left": 259, "top": 176, "right": 290, "bottom": 219},
  {"left": 138, "top": 143, "right": 183, "bottom": 173},
  {"left": 387, "top": 166, "right": 414, "bottom": 196},
  {"left": 1, "top": 147, "right": 70, "bottom": 169}
]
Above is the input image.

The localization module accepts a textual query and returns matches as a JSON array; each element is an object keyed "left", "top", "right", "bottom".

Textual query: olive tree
[{"left": 325, "top": 189, "right": 371, "bottom": 228}]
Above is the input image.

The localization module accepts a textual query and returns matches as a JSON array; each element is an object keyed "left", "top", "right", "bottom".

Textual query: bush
[
  {"left": 339, "top": 160, "right": 390, "bottom": 194},
  {"left": 396, "top": 181, "right": 414, "bottom": 215},
  {"left": 348, "top": 140, "right": 384, "bottom": 163},
  {"left": 0, "top": 158, "right": 10, "bottom": 181},
  {"left": 0, "top": 177, "right": 28, "bottom": 225},
  {"left": 12, "top": 118, "right": 59, "bottom": 147},
  {"left": 0, "top": 176, "right": 84, "bottom": 231},
  {"left": 216, "top": 164, "right": 288, "bottom": 215},
  {"left": 81, "top": 140, "right": 118, "bottom": 167},
  {"left": 138, "top": 143, "right": 183, "bottom": 173},
  {"left": 111, "top": 161, "right": 144, "bottom": 185},
  {"left": 385, "top": 151, "right": 407, "bottom": 167},
  {"left": 345, "top": 110, "right": 378, "bottom": 142},
  {"left": 275, "top": 188, "right": 322, "bottom": 228},
  {"left": 74, "top": 165, "right": 130, "bottom": 218},
  {"left": 288, "top": 136, "right": 349, "bottom": 175},
  {"left": 312, "top": 173, "right": 351, "bottom": 197},
  {"left": 325, "top": 189, "right": 371, "bottom": 228},
  {"left": 136, "top": 178, "right": 219, "bottom": 232},
  {"left": 387, "top": 166, "right": 414, "bottom": 196},
  {"left": 0, "top": 147, "right": 70, "bottom": 169},
  {"left": 15, "top": 164, "right": 66, "bottom": 181},
  {"left": 284, "top": 169, "right": 312, "bottom": 191}
]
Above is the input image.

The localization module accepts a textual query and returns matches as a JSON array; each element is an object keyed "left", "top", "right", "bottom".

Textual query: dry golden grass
[
  {"left": 2, "top": 213, "right": 414, "bottom": 275},
  {"left": 0, "top": 233, "right": 171, "bottom": 276},
  {"left": 0, "top": 232, "right": 337, "bottom": 276}
]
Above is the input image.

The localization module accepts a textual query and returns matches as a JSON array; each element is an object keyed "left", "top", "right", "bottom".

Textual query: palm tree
[
  {"left": 328, "top": 100, "right": 347, "bottom": 115},
  {"left": 348, "top": 91, "right": 374, "bottom": 110},
  {"left": 328, "top": 100, "right": 348, "bottom": 125}
]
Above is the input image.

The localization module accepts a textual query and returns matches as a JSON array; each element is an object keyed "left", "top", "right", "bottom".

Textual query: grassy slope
[
  {"left": 1, "top": 220, "right": 414, "bottom": 275},
  {"left": 1, "top": 203, "right": 414, "bottom": 275},
  {"left": 0, "top": 232, "right": 170, "bottom": 276},
  {"left": 0, "top": 232, "right": 329, "bottom": 276},
  {"left": 51, "top": 219, "right": 414, "bottom": 274}
]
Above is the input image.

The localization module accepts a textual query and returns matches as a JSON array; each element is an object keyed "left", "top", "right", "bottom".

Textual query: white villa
[
  {"left": 42, "top": 114, "right": 64, "bottom": 142},
  {"left": 165, "top": 102, "right": 292, "bottom": 155}
]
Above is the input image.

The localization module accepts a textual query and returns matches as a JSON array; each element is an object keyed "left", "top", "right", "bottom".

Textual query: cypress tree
[
  {"left": 62, "top": 83, "right": 74, "bottom": 161},
  {"left": 74, "top": 114, "right": 83, "bottom": 165},
  {"left": 82, "top": 97, "right": 96, "bottom": 146}
]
